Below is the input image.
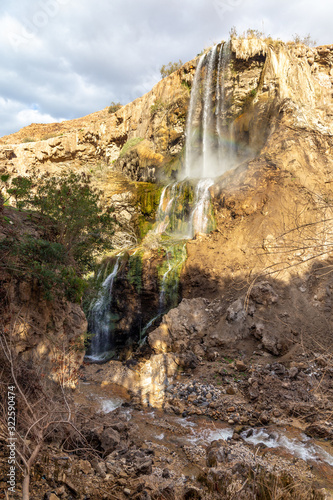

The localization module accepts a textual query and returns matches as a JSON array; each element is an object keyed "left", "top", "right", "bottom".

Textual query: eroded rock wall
[
  {"left": 0, "top": 59, "right": 197, "bottom": 177},
  {"left": 0, "top": 208, "right": 87, "bottom": 387}
]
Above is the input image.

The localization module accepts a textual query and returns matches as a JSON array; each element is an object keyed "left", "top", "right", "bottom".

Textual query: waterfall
[
  {"left": 155, "top": 181, "right": 191, "bottom": 236},
  {"left": 189, "top": 178, "right": 214, "bottom": 236},
  {"left": 202, "top": 44, "right": 218, "bottom": 178},
  {"left": 184, "top": 43, "right": 234, "bottom": 181},
  {"left": 85, "top": 42, "right": 235, "bottom": 360},
  {"left": 86, "top": 257, "right": 120, "bottom": 360},
  {"left": 153, "top": 43, "right": 234, "bottom": 241},
  {"left": 184, "top": 53, "right": 206, "bottom": 179}
]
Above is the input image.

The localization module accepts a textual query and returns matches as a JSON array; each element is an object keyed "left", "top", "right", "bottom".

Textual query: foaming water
[
  {"left": 99, "top": 397, "right": 125, "bottom": 414},
  {"left": 156, "top": 43, "right": 238, "bottom": 242},
  {"left": 86, "top": 257, "right": 121, "bottom": 359},
  {"left": 242, "top": 428, "right": 333, "bottom": 466},
  {"left": 187, "top": 427, "right": 234, "bottom": 444}
]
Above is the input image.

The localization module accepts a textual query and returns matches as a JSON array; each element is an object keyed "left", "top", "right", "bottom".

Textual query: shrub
[
  {"left": 6, "top": 176, "right": 33, "bottom": 209},
  {"left": 160, "top": 60, "right": 183, "bottom": 78},
  {"left": 0, "top": 237, "right": 87, "bottom": 302},
  {"left": 119, "top": 137, "right": 144, "bottom": 157},
  {"left": 3, "top": 170, "right": 116, "bottom": 273},
  {"left": 41, "top": 132, "right": 62, "bottom": 141},
  {"left": 22, "top": 137, "right": 35, "bottom": 143},
  {"left": 229, "top": 26, "right": 238, "bottom": 39},
  {"left": 108, "top": 101, "right": 122, "bottom": 113},
  {"left": 293, "top": 33, "right": 317, "bottom": 47},
  {"left": 150, "top": 99, "right": 166, "bottom": 115}
]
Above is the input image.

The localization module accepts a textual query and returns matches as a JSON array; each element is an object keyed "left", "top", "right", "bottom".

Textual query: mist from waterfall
[{"left": 156, "top": 42, "right": 235, "bottom": 238}]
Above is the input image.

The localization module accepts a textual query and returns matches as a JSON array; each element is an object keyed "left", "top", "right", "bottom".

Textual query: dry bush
[{"left": 0, "top": 324, "right": 90, "bottom": 499}]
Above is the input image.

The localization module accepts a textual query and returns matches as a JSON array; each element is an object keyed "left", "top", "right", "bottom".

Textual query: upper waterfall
[
  {"left": 184, "top": 42, "right": 234, "bottom": 180},
  {"left": 154, "top": 43, "right": 235, "bottom": 239}
]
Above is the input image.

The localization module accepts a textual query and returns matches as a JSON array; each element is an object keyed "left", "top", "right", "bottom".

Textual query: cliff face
[
  {"left": 2, "top": 37, "right": 333, "bottom": 377},
  {"left": 2, "top": 39, "right": 332, "bottom": 183},
  {"left": 178, "top": 39, "right": 333, "bottom": 362},
  {"left": 0, "top": 59, "right": 196, "bottom": 177}
]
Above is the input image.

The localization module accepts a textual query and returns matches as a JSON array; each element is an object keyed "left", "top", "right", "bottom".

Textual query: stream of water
[
  {"left": 87, "top": 386, "right": 333, "bottom": 470},
  {"left": 86, "top": 257, "right": 121, "bottom": 361}
]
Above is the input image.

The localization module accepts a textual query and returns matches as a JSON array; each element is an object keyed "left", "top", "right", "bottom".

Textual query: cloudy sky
[{"left": 0, "top": 0, "right": 332, "bottom": 137}]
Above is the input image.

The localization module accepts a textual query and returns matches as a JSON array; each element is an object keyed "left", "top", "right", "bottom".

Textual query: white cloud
[
  {"left": 16, "top": 108, "right": 60, "bottom": 127},
  {"left": 0, "top": 0, "right": 332, "bottom": 138}
]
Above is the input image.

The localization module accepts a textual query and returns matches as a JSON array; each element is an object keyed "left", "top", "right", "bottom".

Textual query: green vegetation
[
  {"left": 181, "top": 80, "right": 191, "bottom": 93},
  {"left": 41, "top": 132, "right": 63, "bottom": 141},
  {"left": 5, "top": 176, "right": 33, "bottom": 209},
  {"left": 119, "top": 137, "right": 144, "bottom": 157},
  {"left": 157, "top": 243, "right": 187, "bottom": 310},
  {"left": 108, "top": 101, "right": 122, "bottom": 113},
  {"left": 136, "top": 183, "right": 163, "bottom": 217},
  {"left": 136, "top": 183, "right": 163, "bottom": 240},
  {"left": 160, "top": 59, "right": 183, "bottom": 78},
  {"left": 1, "top": 171, "right": 116, "bottom": 302},
  {"left": 0, "top": 236, "right": 86, "bottom": 302},
  {"left": 22, "top": 137, "right": 35, "bottom": 143},
  {"left": 127, "top": 253, "right": 143, "bottom": 293},
  {"left": 241, "top": 87, "right": 259, "bottom": 110},
  {"left": 150, "top": 99, "right": 166, "bottom": 115},
  {"left": 11, "top": 171, "right": 115, "bottom": 271}
]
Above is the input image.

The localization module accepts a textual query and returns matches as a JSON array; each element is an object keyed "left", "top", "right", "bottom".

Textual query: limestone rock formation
[
  {"left": 3, "top": 35, "right": 333, "bottom": 391},
  {"left": 0, "top": 59, "right": 196, "bottom": 178}
]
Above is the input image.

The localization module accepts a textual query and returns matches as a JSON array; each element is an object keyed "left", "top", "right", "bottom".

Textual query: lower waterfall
[{"left": 86, "top": 257, "right": 121, "bottom": 361}]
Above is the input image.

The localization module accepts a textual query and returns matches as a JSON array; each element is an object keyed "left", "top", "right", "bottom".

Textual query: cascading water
[
  {"left": 155, "top": 43, "right": 235, "bottom": 240},
  {"left": 189, "top": 178, "right": 214, "bottom": 236},
  {"left": 202, "top": 44, "right": 218, "bottom": 177},
  {"left": 86, "top": 42, "right": 236, "bottom": 359},
  {"left": 184, "top": 53, "right": 206, "bottom": 179},
  {"left": 86, "top": 257, "right": 120, "bottom": 360},
  {"left": 154, "top": 182, "right": 190, "bottom": 236}
]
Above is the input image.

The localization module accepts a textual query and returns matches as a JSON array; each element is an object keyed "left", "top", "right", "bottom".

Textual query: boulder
[
  {"left": 305, "top": 422, "right": 333, "bottom": 439},
  {"left": 226, "top": 298, "right": 246, "bottom": 322},
  {"left": 148, "top": 323, "right": 173, "bottom": 353},
  {"left": 250, "top": 282, "right": 279, "bottom": 306},
  {"left": 100, "top": 427, "right": 121, "bottom": 454}
]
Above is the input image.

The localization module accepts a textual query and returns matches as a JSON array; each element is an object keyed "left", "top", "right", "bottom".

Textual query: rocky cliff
[
  {"left": 0, "top": 207, "right": 87, "bottom": 387},
  {"left": 2, "top": 36, "right": 333, "bottom": 500},
  {"left": 0, "top": 59, "right": 195, "bottom": 175},
  {"left": 87, "top": 38, "right": 333, "bottom": 405},
  {"left": 2, "top": 36, "right": 333, "bottom": 386}
]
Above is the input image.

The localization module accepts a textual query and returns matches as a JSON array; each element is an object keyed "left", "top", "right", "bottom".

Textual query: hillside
[{"left": 1, "top": 36, "right": 333, "bottom": 499}]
